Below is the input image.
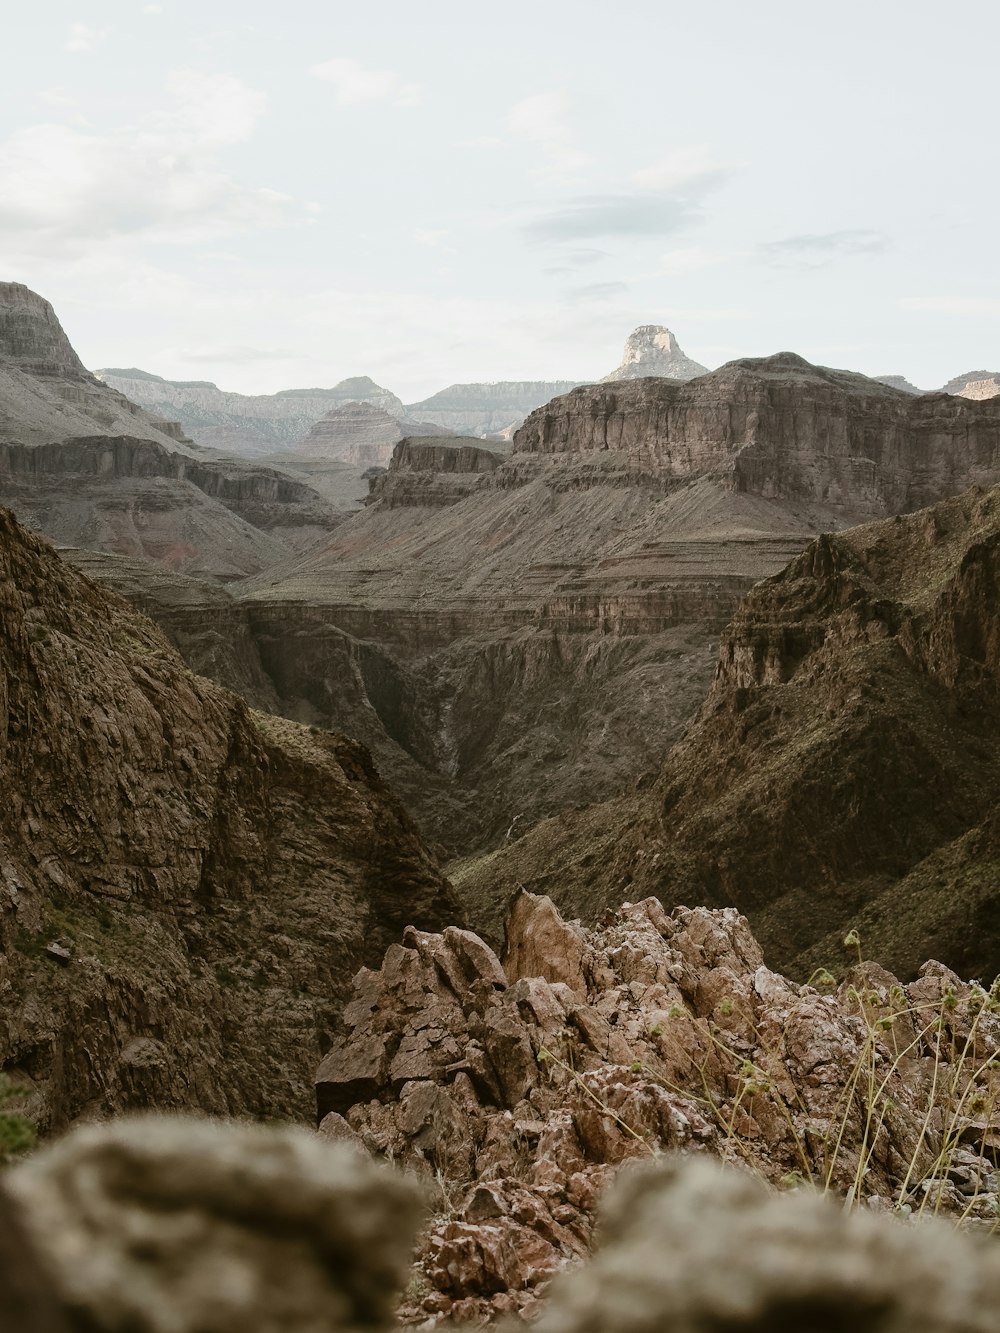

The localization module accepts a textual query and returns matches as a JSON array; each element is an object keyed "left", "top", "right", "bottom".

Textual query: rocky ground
[{"left": 319, "top": 891, "right": 1000, "bottom": 1324}]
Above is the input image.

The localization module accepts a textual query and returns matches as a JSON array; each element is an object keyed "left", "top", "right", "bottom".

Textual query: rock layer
[
  {"left": 404, "top": 381, "right": 581, "bottom": 438},
  {"left": 0, "top": 506, "right": 458, "bottom": 1130},
  {"left": 296, "top": 402, "right": 447, "bottom": 466}
]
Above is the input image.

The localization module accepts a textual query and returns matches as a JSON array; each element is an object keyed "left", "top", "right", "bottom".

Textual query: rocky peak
[
  {"left": 0, "top": 282, "right": 90, "bottom": 380},
  {"left": 603, "top": 324, "right": 709, "bottom": 382}
]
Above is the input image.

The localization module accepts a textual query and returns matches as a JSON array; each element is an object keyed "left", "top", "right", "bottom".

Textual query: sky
[{"left": 2, "top": 0, "right": 998, "bottom": 400}]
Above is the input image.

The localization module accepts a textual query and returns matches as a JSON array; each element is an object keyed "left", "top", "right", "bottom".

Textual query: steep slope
[
  {"left": 404, "top": 380, "right": 581, "bottom": 437},
  {"left": 95, "top": 368, "right": 406, "bottom": 454},
  {"left": 0, "top": 284, "right": 342, "bottom": 578},
  {"left": 455, "top": 483, "right": 1000, "bottom": 981},
  {"left": 602, "top": 324, "right": 709, "bottom": 381},
  {"left": 0, "top": 506, "right": 459, "bottom": 1131}
]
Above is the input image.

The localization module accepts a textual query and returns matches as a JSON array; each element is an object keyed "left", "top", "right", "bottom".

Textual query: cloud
[
  {"left": 570, "top": 281, "right": 629, "bottom": 304},
  {"left": 457, "top": 135, "right": 503, "bottom": 149},
  {"left": 507, "top": 91, "right": 590, "bottom": 178},
  {"left": 759, "top": 230, "right": 888, "bottom": 266},
  {"left": 415, "top": 229, "right": 450, "bottom": 246},
  {"left": 524, "top": 148, "right": 732, "bottom": 244},
  {"left": 143, "top": 4, "right": 163, "bottom": 12},
  {"left": 0, "top": 71, "right": 295, "bottom": 256},
  {"left": 309, "top": 57, "right": 421, "bottom": 107},
  {"left": 64, "top": 23, "right": 105, "bottom": 52},
  {"left": 900, "top": 296, "right": 1000, "bottom": 315},
  {"left": 178, "top": 344, "right": 296, "bottom": 364},
  {"left": 524, "top": 192, "right": 706, "bottom": 242},
  {"left": 633, "top": 145, "right": 734, "bottom": 192}
]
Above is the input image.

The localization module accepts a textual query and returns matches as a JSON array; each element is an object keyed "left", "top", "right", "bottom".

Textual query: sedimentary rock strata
[
  {"left": 404, "top": 380, "right": 581, "bottom": 438},
  {"left": 295, "top": 402, "right": 448, "bottom": 466}
]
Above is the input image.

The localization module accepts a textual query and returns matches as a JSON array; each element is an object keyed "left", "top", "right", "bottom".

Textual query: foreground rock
[
  {"left": 0, "top": 506, "right": 458, "bottom": 1129},
  {"left": 7, "top": 1110, "right": 1000, "bottom": 1332},
  {"left": 6, "top": 1118, "right": 425, "bottom": 1333},
  {"left": 318, "top": 892, "right": 1000, "bottom": 1322}
]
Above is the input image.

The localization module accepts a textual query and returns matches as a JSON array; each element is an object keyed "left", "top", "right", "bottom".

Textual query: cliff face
[
  {"left": 459, "top": 483, "right": 1000, "bottom": 981},
  {"left": 367, "top": 437, "right": 504, "bottom": 508},
  {"left": 95, "top": 369, "right": 407, "bottom": 455},
  {"left": 940, "top": 370, "right": 1000, "bottom": 399},
  {"left": 518, "top": 354, "right": 1000, "bottom": 517},
  {"left": 0, "top": 506, "right": 459, "bottom": 1131},
  {"left": 602, "top": 324, "right": 709, "bottom": 382}
]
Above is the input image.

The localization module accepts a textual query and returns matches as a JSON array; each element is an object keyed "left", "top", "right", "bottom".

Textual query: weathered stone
[
  {"left": 8, "top": 1116, "right": 425, "bottom": 1333},
  {"left": 537, "top": 1158, "right": 1000, "bottom": 1333}
]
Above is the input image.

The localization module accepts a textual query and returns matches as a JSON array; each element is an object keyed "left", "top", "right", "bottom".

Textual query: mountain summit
[{"left": 603, "top": 324, "right": 709, "bottom": 382}]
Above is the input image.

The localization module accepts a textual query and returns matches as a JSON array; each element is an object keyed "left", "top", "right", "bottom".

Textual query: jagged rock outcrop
[
  {"left": 295, "top": 402, "right": 448, "bottom": 466},
  {"left": 602, "top": 325, "right": 709, "bottom": 382},
  {"left": 405, "top": 381, "right": 581, "bottom": 438},
  {"left": 940, "top": 370, "right": 1000, "bottom": 399},
  {"left": 95, "top": 369, "right": 407, "bottom": 455},
  {"left": 0, "top": 506, "right": 459, "bottom": 1130},
  {"left": 0, "top": 285, "right": 343, "bottom": 578},
  {"left": 318, "top": 892, "right": 1000, "bottom": 1323},
  {"left": 459, "top": 482, "right": 1000, "bottom": 978}
]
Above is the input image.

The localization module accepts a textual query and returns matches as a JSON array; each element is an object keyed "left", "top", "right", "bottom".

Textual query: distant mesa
[
  {"left": 404, "top": 381, "right": 582, "bottom": 439},
  {"left": 603, "top": 324, "right": 709, "bottom": 382},
  {"left": 874, "top": 374, "right": 922, "bottom": 394},
  {"left": 942, "top": 371, "right": 1000, "bottom": 400},
  {"left": 294, "top": 401, "right": 450, "bottom": 467}
]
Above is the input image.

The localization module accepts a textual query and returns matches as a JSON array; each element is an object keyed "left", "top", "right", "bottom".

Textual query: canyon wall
[{"left": 0, "top": 507, "right": 459, "bottom": 1131}]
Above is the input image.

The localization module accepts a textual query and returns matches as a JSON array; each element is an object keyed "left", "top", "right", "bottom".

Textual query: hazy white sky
[{"left": 3, "top": 0, "right": 998, "bottom": 398}]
